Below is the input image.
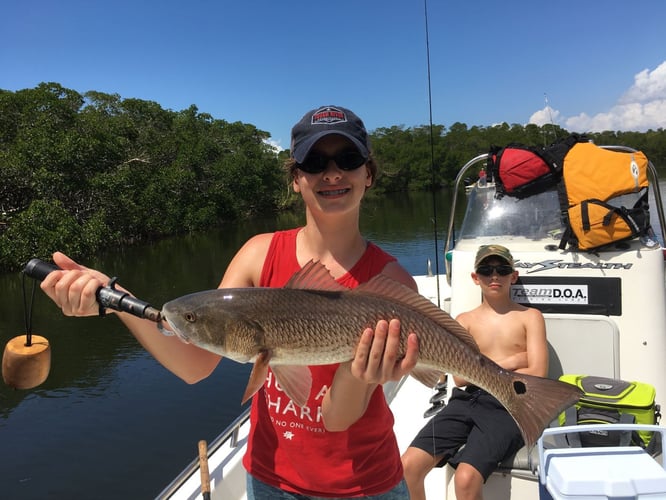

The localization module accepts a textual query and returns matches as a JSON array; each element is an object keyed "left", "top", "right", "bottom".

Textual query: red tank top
[{"left": 242, "top": 228, "right": 404, "bottom": 496}]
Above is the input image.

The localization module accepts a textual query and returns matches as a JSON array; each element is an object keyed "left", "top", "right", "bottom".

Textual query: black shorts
[{"left": 409, "top": 387, "right": 524, "bottom": 481}]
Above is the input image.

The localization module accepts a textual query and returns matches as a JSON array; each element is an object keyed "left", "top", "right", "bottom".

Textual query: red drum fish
[{"left": 160, "top": 260, "right": 581, "bottom": 447}]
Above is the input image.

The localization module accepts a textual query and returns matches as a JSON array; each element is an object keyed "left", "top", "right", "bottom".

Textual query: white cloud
[
  {"left": 620, "top": 61, "right": 666, "bottom": 104},
  {"left": 529, "top": 106, "right": 561, "bottom": 127},
  {"left": 529, "top": 61, "right": 666, "bottom": 132},
  {"left": 264, "top": 138, "right": 284, "bottom": 153}
]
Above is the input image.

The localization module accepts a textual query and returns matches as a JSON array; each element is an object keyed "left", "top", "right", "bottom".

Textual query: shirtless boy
[{"left": 401, "top": 244, "right": 549, "bottom": 500}]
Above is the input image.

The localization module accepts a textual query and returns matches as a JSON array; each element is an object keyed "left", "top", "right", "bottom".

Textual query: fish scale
[{"left": 161, "top": 260, "right": 582, "bottom": 447}]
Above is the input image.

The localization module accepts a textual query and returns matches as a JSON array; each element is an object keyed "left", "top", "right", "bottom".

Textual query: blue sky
[{"left": 3, "top": 1, "right": 666, "bottom": 151}]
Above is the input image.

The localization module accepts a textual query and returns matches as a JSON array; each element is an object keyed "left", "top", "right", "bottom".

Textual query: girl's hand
[
  {"left": 351, "top": 319, "right": 419, "bottom": 385},
  {"left": 41, "top": 252, "right": 111, "bottom": 317}
]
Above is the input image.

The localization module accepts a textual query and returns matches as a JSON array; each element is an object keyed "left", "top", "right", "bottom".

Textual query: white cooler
[{"left": 538, "top": 425, "right": 666, "bottom": 499}]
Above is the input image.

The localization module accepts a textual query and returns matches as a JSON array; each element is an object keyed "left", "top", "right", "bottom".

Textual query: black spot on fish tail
[
  {"left": 504, "top": 374, "right": 583, "bottom": 449},
  {"left": 513, "top": 380, "right": 526, "bottom": 395}
]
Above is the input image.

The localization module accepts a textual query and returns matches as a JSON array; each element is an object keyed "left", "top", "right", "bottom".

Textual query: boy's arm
[
  {"left": 451, "top": 308, "right": 549, "bottom": 385},
  {"left": 512, "top": 308, "right": 549, "bottom": 378}
]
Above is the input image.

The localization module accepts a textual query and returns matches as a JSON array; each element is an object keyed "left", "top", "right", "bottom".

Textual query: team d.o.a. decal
[
  {"left": 511, "top": 284, "right": 588, "bottom": 304},
  {"left": 511, "top": 276, "right": 621, "bottom": 315}
]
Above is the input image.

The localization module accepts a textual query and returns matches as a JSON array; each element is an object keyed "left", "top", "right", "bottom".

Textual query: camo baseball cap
[
  {"left": 290, "top": 105, "right": 370, "bottom": 163},
  {"left": 474, "top": 244, "right": 514, "bottom": 269}
]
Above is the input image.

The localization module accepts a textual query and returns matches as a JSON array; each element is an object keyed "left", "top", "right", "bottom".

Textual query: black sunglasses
[
  {"left": 297, "top": 151, "right": 367, "bottom": 174},
  {"left": 475, "top": 264, "right": 514, "bottom": 276}
]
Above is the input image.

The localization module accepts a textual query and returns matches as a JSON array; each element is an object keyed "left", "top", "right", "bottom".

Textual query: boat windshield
[{"left": 459, "top": 185, "right": 565, "bottom": 240}]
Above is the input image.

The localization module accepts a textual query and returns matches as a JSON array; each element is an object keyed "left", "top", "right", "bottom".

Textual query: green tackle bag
[{"left": 558, "top": 374, "right": 660, "bottom": 448}]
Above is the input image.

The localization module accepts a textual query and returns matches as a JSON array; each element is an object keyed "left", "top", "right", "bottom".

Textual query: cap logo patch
[{"left": 311, "top": 106, "right": 347, "bottom": 125}]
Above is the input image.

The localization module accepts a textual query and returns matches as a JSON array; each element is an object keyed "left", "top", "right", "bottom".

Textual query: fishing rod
[
  {"left": 23, "top": 258, "right": 162, "bottom": 322},
  {"left": 3, "top": 259, "right": 162, "bottom": 389},
  {"left": 421, "top": 0, "right": 451, "bottom": 419},
  {"left": 423, "top": 0, "right": 441, "bottom": 308},
  {"left": 198, "top": 440, "right": 211, "bottom": 500}
]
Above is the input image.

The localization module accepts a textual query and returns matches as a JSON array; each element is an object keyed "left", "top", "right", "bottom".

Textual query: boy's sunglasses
[
  {"left": 297, "top": 151, "right": 367, "bottom": 174},
  {"left": 475, "top": 264, "right": 514, "bottom": 276}
]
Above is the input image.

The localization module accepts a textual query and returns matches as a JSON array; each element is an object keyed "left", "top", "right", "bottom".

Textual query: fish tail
[{"left": 504, "top": 374, "right": 583, "bottom": 448}]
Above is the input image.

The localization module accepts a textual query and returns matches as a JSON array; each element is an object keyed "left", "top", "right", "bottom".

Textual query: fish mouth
[{"left": 157, "top": 314, "right": 191, "bottom": 344}]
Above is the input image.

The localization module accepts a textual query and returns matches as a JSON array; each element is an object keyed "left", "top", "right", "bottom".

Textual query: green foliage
[
  {"left": 0, "top": 83, "right": 283, "bottom": 271},
  {"left": 0, "top": 200, "right": 84, "bottom": 269},
  {"left": 371, "top": 121, "right": 666, "bottom": 193},
  {"left": 1, "top": 82, "right": 666, "bottom": 272}
]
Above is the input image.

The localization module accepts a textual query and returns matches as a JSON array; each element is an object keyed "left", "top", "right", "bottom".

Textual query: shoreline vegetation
[{"left": 2, "top": 82, "right": 666, "bottom": 273}]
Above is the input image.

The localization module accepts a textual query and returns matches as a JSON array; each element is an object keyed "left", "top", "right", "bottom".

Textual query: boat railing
[
  {"left": 443, "top": 146, "right": 666, "bottom": 285},
  {"left": 443, "top": 153, "right": 488, "bottom": 283},
  {"left": 156, "top": 406, "right": 252, "bottom": 499}
]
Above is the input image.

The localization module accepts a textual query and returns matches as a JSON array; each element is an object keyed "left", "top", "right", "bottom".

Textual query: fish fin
[
  {"left": 241, "top": 351, "right": 271, "bottom": 404},
  {"left": 285, "top": 260, "right": 348, "bottom": 292},
  {"left": 411, "top": 367, "right": 445, "bottom": 389},
  {"left": 355, "top": 274, "right": 480, "bottom": 353},
  {"left": 271, "top": 365, "right": 312, "bottom": 408},
  {"left": 500, "top": 373, "right": 583, "bottom": 449}
]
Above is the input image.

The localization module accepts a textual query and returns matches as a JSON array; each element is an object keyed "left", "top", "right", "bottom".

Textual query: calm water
[{"left": 0, "top": 189, "right": 455, "bottom": 499}]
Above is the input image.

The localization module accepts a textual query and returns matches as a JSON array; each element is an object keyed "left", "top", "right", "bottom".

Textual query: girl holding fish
[{"left": 41, "top": 105, "right": 419, "bottom": 499}]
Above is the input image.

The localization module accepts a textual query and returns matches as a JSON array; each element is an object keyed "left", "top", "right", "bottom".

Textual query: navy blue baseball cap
[{"left": 290, "top": 105, "right": 370, "bottom": 163}]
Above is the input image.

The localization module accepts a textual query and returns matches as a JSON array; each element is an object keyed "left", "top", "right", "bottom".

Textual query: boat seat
[
  {"left": 496, "top": 443, "right": 540, "bottom": 476},
  {"left": 543, "top": 314, "right": 619, "bottom": 379}
]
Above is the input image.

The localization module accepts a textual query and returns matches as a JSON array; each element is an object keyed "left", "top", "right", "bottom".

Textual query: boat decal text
[
  {"left": 516, "top": 259, "right": 633, "bottom": 273},
  {"left": 511, "top": 284, "right": 588, "bottom": 305}
]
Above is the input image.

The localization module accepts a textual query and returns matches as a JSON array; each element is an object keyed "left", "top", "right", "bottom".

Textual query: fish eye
[{"left": 185, "top": 312, "right": 197, "bottom": 323}]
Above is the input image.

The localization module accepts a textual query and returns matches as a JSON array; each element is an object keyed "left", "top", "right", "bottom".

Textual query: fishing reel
[{"left": 423, "top": 377, "right": 448, "bottom": 418}]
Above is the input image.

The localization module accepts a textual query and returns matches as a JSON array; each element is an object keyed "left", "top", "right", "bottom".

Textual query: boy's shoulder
[{"left": 457, "top": 301, "right": 543, "bottom": 321}]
